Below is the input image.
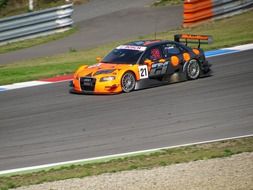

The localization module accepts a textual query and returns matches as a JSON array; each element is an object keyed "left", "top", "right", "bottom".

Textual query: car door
[
  {"left": 141, "top": 45, "right": 168, "bottom": 79},
  {"left": 161, "top": 43, "right": 186, "bottom": 75}
]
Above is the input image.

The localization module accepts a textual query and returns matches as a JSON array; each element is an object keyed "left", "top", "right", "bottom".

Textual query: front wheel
[
  {"left": 121, "top": 72, "right": 136, "bottom": 93},
  {"left": 186, "top": 59, "right": 200, "bottom": 80}
]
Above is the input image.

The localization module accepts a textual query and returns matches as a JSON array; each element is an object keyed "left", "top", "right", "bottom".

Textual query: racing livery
[{"left": 70, "top": 34, "right": 212, "bottom": 94}]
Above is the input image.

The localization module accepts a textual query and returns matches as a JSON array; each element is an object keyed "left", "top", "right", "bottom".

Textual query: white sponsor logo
[
  {"left": 88, "top": 63, "right": 102, "bottom": 68},
  {"left": 117, "top": 45, "right": 147, "bottom": 51}
]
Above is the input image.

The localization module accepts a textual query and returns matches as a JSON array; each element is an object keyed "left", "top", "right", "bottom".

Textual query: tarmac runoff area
[{"left": 12, "top": 152, "right": 253, "bottom": 190}]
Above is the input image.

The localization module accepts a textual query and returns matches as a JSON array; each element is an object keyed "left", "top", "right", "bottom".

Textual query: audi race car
[{"left": 70, "top": 34, "right": 212, "bottom": 94}]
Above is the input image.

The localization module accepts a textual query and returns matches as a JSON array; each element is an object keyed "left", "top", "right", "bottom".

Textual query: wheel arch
[
  {"left": 118, "top": 67, "right": 139, "bottom": 81},
  {"left": 120, "top": 70, "right": 137, "bottom": 93}
]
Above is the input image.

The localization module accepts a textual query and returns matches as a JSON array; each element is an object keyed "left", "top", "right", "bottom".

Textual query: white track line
[
  {"left": 0, "top": 81, "right": 51, "bottom": 90},
  {"left": 224, "top": 43, "right": 253, "bottom": 51},
  {"left": 0, "top": 134, "right": 252, "bottom": 176}
]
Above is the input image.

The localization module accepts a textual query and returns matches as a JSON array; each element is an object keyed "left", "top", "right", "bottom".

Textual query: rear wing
[{"left": 174, "top": 34, "right": 213, "bottom": 48}]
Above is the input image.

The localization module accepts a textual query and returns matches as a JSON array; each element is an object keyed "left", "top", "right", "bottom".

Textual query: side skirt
[
  {"left": 134, "top": 72, "right": 188, "bottom": 91},
  {"left": 134, "top": 68, "right": 212, "bottom": 91}
]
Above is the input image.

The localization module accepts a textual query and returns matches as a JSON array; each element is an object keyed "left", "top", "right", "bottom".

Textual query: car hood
[{"left": 76, "top": 63, "right": 132, "bottom": 78}]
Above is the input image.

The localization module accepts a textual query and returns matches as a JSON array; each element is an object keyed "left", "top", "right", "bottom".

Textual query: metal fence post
[{"left": 29, "top": 0, "right": 34, "bottom": 11}]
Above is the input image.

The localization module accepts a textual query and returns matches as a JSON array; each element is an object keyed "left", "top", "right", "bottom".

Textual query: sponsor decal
[
  {"left": 181, "top": 34, "right": 209, "bottom": 40},
  {"left": 138, "top": 65, "right": 148, "bottom": 79},
  {"left": 117, "top": 45, "right": 147, "bottom": 51},
  {"left": 88, "top": 63, "right": 102, "bottom": 68}
]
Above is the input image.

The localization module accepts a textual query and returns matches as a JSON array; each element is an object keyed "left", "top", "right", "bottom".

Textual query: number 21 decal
[{"left": 138, "top": 65, "right": 148, "bottom": 79}]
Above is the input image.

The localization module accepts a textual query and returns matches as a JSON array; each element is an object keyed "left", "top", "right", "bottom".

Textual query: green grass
[
  {"left": 0, "top": 28, "right": 77, "bottom": 54},
  {"left": 0, "top": 136, "right": 252, "bottom": 190},
  {"left": 153, "top": 0, "right": 183, "bottom": 6},
  {"left": 0, "top": 0, "right": 67, "bottom": 18},
  {"left": 0, "top": 11, "right": 253, "bottom": 86}
]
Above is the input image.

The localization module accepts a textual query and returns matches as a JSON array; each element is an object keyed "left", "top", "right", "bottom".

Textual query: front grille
[{"left": 80, "top": 77, "right": 96, "bottom": 91}]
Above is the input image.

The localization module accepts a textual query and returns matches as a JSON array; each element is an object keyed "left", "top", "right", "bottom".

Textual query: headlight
[{"left": 100, "top": 76, "right": 116, "bottom": 82}]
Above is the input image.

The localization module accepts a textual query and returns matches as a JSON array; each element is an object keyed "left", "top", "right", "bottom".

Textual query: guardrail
[
  {"left": 183, "top": 0, "right": 253, "bottom": 27},
  {"left": 0, "top": 4, "right": 73, "bottom": 45}
]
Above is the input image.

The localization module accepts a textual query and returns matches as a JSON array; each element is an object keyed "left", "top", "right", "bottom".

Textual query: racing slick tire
[
  {"left": 185, "top": 59, "right": 200, "bottom": 80},
  {"left": 121, "top": 72, "right": 136, "bottom": 93}
]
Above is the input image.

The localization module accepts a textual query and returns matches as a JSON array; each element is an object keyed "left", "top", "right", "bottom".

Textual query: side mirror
[
  {"left": 159, "top": 59, "right": 166, "bottom": 63},
  {"left": 96, "top": 56, "right": 102, "bottom": 63},
  {"left": 144, "top": 59, "right": 153, "bottom": 66}
]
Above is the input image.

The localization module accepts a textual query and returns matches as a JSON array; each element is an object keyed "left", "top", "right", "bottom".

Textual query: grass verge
[
  {"left": 0, "top": 28, "right": 77, "bottom": 54},
  {"left": 0, "top": 0, "right": 88, "bottom": 18},
  {"left": 153, "top": 0, "right": 183, "bottom": 6},
  {"left": 0, "top": 11, "right": 253, "bottom": 86},
  {"left": 0, "top": 136, "right": 252, "bottom": 189},
  {"left": 0, "top": 0, "right": 67, "bottom": 18}
]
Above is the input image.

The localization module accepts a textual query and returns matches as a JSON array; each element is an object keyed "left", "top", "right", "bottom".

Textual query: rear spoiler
[{"left": 174, "top": 34, "right": 213, "bottom": 48}]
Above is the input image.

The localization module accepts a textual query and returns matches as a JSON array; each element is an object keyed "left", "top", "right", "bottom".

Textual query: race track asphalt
[
  {"left": 0, "top": 50, "right": 252, "bottom": 171},
  {"left": 0, "top": 1, "right": 182, "bottom": 64}
]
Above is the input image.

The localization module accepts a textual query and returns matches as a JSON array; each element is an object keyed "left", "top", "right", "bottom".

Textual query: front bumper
[
  {"left": 69, "top": 80, "right": 122, "bottom": 95},
  {"left": 69, "top": 88, "right": 120, "bottom": 95}
]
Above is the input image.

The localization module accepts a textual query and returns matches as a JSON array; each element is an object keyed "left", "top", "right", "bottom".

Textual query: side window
[
  {"left": 144, "top": 46, "right": 163, "bottom": 62},
  {"left": 163, "top": 43, "right": 181, "bottom": 58}
]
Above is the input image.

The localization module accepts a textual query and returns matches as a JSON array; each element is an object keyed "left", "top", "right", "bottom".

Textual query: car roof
[{"left": 125, "top": 40, "right": 174, "bottom": 48}]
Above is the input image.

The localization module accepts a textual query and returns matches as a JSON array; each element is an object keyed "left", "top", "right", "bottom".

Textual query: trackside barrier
[
  {"left": 183, "top": 0, "right": 253, "bottom": 27},
  {"left": 0, "top": 4, "right": 73, "bottom": 45}
]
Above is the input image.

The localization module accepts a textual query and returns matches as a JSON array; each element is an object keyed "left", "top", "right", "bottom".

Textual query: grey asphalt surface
[
  {"left": 0, "top": 0, "right": 182, "bottom": 64},
  {"left": 0, "top": 50, "right": 253, "bottom": 171}
]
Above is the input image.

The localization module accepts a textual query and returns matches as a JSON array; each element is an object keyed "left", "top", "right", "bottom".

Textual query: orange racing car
[{"left": 69, "top": 34, "right": 212, "bottom": 94}]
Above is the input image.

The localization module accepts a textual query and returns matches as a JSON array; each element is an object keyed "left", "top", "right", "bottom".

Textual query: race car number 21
[{"left": 138, "top": 65, "right": 148, "bottom": 79}]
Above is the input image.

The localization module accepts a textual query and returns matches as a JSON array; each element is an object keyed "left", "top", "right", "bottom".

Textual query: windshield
[{"left": 102, "top": 47, "right": 145, "bottom": 64}]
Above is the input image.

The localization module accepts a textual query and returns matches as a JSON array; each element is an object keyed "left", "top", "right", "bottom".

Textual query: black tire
[
  {"left": 121, "top": 72, "right": 136, "bottom": 93},
  {"left": 186, "top": 59, "right": 200, "bottom": 80}
]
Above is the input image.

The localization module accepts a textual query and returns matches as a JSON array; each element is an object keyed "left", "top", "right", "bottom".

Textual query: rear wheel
[
  {"left": 121, "top": 72, "right": 136, "bottom": 93},
  {"left": 186, "top": 59, "right": 200, "bottom": 80}
]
